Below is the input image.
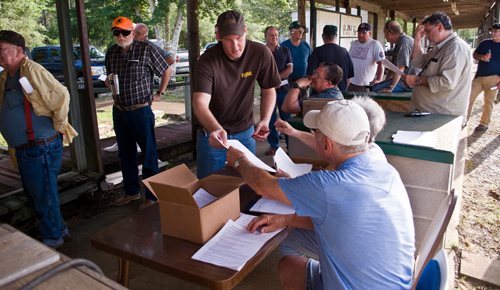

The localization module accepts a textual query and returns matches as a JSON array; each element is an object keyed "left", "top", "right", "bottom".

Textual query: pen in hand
[{"left": 252, "top": 130, "right": 271, "bottom": 137}]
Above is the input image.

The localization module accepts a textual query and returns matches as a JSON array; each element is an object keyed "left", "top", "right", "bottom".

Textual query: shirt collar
[{"left": 435, "top": 32, "right": 457, "bottom": 50}]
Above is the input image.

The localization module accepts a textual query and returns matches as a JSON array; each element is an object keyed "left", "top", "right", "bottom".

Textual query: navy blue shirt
[
  {"left": 271, "top": 45, "right": 293, "bottom": 94},
  {"left": 474, "top": 39, "right": 500, "bottom": 78},
  {"left": 306, "top": 43, "right": 354, "bottom": 93},
  {"left": 298, "top": 87, "right": 343, "bottom": 109}
]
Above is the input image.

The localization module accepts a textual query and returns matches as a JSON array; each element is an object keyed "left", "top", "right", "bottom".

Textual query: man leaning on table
[
  {"left": 226, "top": 100, "right": 415, "bottom": 289},
  {"left": 193, "top": 10, "right": 280, "bottom": 179},
  {"left": 404, "top": 12, "right": 472, "bottom": 125}
]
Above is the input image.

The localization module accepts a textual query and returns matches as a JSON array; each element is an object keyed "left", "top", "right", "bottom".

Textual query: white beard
[{"left": 117, "top": 37, "right": 133, "bottom": 48}]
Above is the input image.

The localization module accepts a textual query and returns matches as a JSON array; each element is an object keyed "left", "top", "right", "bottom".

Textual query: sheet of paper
[
  {"left": 98, "top": 74, "right": 107, "bottom": 82},
  {"left": 192, "top": 188, "right": 218, "bottom": 209},
  {"left": 19, "top": 77, "right": 34, "bottom": 93},
  {"left": 382, "top": 59, "right": 405, "bottom": 76},
  {"left": 490, "top": 86, "right": 498, "bottom": 90},
  {"left": 280, "top": 79, "right": 288, "bottom": 86},
  {"left": 235, "top": 212, "right": 259, "bottom": 228},
  {"left": 273, "top": 148, "right": 312, "bottom": 178},
  {"left": 191, "top": 219, "right": 282, "bottom": 271},
  {"left": 226, "top": 140, "right": 276, "bottom": 172},
  {"left": 392, "top": 130, "right": 437, "bottom": 148},
  {"left": 250, "top": 197, "right": 295, "bottom": 215}
]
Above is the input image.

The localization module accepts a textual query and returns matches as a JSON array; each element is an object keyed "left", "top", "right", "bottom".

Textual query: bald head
[{"left": 134, "top": 23, "right": 148, "bottom": 41}]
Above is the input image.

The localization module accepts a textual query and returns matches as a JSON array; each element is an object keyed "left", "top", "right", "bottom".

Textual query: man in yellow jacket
[{"left": 0, "top": 30, "right": 77, "bottom": 249}]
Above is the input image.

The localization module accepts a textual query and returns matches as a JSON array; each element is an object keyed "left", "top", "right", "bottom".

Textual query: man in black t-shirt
[{"left": 193, "top": 10, "right": 280, "bottom": 179}]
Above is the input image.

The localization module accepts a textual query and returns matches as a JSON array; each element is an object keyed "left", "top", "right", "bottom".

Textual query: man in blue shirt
[
  {"left": 282, "top": 62, "right": 343, "bottom": 114},
  {"left": 282, "top": 21, "right": 311, "bottom": 100},
  {"left": 226, "top": 100, "right": 415, "bottom": 289},
  {"left": 264, "top": 26, "right": 293, "bottom": 155},
  {"left": 467, "top": 23, "right": 500, "bottom": 131}
]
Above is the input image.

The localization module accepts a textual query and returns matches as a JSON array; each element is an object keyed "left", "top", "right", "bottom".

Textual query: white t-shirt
[{"left": 349, "top": 39, "right": 385, "bottom": 86}]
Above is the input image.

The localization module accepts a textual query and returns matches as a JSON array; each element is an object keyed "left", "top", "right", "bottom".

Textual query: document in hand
[
  {"left": 381, "top": 59, "right": 405, "bottom": 76},
  {"left": 191, "top": 218, "right": 283, "bottom": 271},
  {"left": 250, "top": 197, "right": 295, "bottom": 215},
  {"left": 392, "top": 130, "right": 437, "bottom": 148},
  {"left": 226, "top": 140, "right": 276, "bottom": 172},
  {"left": 273, "top": 148, "right": 312, "bottom": 178}
]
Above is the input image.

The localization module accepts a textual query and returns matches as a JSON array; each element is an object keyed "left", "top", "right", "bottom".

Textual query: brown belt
[
  {"left": 18, "top": 133, "right": 58, "bottom": 149},
  {"left": 114, "top": 102, "right": 150, "bottom": 112}
]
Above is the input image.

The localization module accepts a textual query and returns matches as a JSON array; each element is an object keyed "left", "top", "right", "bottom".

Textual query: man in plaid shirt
[{"left": 105, "top": 16, "right": 172, "bottom": 210}]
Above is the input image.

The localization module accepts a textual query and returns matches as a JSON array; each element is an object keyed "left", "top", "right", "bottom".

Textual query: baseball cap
[
  {"left": 217, "top": 10, "right": 245, "bottom": 39},
  {"left": 323, "top": 25, "right": 338, "bottom": 36},
  {"left": 304, "top": 100, "right": 370, "bottom": 146},
  {"left": 489, "top": 23, "right": 500, "bottom": 30},
  {"left": 0, "top": 30, "right": 25, "bottom": 50},
  {"left": 358, "top": 23, "right": 371, "bottom": 32},
  {"left": 289, "top": 21, "right": 306, "bottom": 30},
  {"left": 111, "top": 16, "right": 134, "bottom": 31}
]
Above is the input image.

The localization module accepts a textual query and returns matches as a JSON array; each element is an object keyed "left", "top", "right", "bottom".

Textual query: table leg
[{"left": 117, "top": 257, "right": 131, "bottom": 287}]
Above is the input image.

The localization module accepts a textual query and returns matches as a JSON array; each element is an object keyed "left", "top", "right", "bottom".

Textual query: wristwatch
[
  {"left": 156, "top": 90, "right": 164, "bottom": 95},
  {"left": 292, "top": 83, "right": 302, "bottom": 89},
  {"left": 235, "top": 156, "right": 247, "bottom": 170},
  {"left": 417, "top": 77, "right": 422, "bottom": 85}
]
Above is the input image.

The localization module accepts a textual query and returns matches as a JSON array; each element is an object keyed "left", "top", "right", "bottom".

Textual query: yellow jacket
[{"left": 0, "top": 56, "right": 78, "bottom": 168}]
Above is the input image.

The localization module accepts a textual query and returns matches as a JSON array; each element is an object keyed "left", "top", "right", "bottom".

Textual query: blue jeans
[
  {"left": 268, "top": 93, "right": 292, "bottom": 149},
  {"left": 15, "top": 133, "right": 68, "bottom": 247},
  {"left": 371, "top": 78, "right": 405, "bottom": 92},
  {"left": 113, "top": 105, "right": 158, "bottom": 201},
  {"left": 196, "top": 126, "right": 255, "bottom": 179},
  {"left": 278, "top": 228, "right": 319, "bottom": 260}
]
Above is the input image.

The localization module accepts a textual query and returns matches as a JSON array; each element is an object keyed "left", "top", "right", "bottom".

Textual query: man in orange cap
[{"left": 105, "top": 16, "right": 172, "bottom": 210}]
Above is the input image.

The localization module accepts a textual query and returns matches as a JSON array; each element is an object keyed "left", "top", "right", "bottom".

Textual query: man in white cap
[{"left": 226, "top": 100, "right": 415, "bottom": 289}]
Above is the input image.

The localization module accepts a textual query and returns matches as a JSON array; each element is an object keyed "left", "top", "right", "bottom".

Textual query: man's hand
[
  {"left": 404, "top": 75, "right": 420, "bottom": 87},
  {"left": 296, "top": 78, "right": 311, "bottom": 89},
  {"left": 275, "top": 169, "right": 291, "bottom": 178},
  {"left": 247, "top": 214, "right": 286, "bottom": 233},
  {"left": 253, "top": 120, "right": 270, "bottom": 142},
  {"left": 414, "top": 24, "right": 426, "bottom": 42},
  {"left": 152, "top": 93, "right": 162, "bottom": 102},
  {"left": 226, "top": 146, "right": 245, "bottom": 169},
  {"left": 379, "top": 87, "right": 394, "bottom": 93},
  {"left": 369, "top": 79, "right": 380, "bottom": 86},
  {"left": 104, "top": 76, "right": 111, "bottom": 88},
  {"left": 208, "top": 128, "right": 228, "bottom": 149},
  {"left": 275, "top": 119, "right": 296, "bottom": 136}
]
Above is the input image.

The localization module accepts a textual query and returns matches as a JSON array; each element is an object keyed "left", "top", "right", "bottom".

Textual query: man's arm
[
  {"left": 153, "top": 66, "right": 172, "bottom": 101},
  {"left": 281, "top": 78, "right": 311, "bottom": 114},
  {"left": 247, "top": 214, "right": 314, "bottom": 233},
  {"left": 166, "top": 56, "right": 175, "bottom": 66},
  {"left": 193, "top": 92, "right": 228, "bottom": 148},
  {"left": 226, "top": 147, "right": 291, "bottom": 205},
  {"left": 275, "top": 119, "right": 315, "bottom": 149},
  {"left": 280, "top": 64, "right": 293, "bottom": 80},
  {"left": 411, "top": 24, "right": 425, "bottom": 60},
  {"left": 254, "top": 87, "right": 276, "bottom": 141},
  {"left": 370, "top": 61, "right": 384, "bottom": 85},
  {"left": 379, "top": 65, "right": 405, "bottom": 92}
]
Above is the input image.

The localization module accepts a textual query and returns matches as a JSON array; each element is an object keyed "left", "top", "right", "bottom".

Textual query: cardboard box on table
[{"left": 143, "top": 164, "right": 245, "bottom": 244}]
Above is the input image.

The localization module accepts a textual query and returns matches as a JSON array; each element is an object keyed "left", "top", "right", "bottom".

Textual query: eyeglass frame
[
  {"left": 312, "top": 70, "right": 327, "bottom": 81},
  {"left": 112, "top": 29, "right": 132, "bottom": 37}
]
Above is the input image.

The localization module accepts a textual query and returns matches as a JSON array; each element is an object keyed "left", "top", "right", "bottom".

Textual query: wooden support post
[
  {"left": 187, "top": 0, "right": 199, "bottom": 157},
  {"left": 298, "top": 0, "right": 306, "bottom": 41}
]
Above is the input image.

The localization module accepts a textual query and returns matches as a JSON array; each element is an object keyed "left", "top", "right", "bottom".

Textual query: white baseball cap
[{"left": 304, "top": 100, "right": 370, "bottom": 146}]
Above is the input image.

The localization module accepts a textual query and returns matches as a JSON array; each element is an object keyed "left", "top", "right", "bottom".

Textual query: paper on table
[
  {"left": 280, "top": 79, "right": 288, "bottom": 87},
  {"left": 191, "top": 219, "right": 283, "bottom": 271},
  {"left": 382, "top": 59, "right": 405, "bottom": 76},
  {"left": 226, "top": 140, "right": 276, "bottom": 172},
  {"left": 250, "top": 197, "right": 295, "bottom": 215},
  {"left": 273, "top": 148, "right": 312, "bottom": 178},
  {"left": 235, "top": 212, "right": 259, "bottom": 228},
  {"left": 392, "top": 130, "right": 437, "bottom": 148},
  {"left": 192, "top": 188, "right": 218, "bottom": 209}
]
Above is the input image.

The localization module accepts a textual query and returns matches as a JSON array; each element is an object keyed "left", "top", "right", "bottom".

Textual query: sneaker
[
  {"left": 139, "top": 199, "right": 156, "bottom": 210},
  {"left": 114, "top": 193, "right": 141, "bottom": 206},
  {"left": 265, "top": 147, "right": 277, "bottom": 156},
  {"left": 104, "top": 142, "right": 119, "bottom": 152},
  {"left": 475, "top": 124, "right": 488, "bottom": 131}
]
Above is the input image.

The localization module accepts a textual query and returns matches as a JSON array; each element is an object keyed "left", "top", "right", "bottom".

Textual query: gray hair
[
  {"left": 350, "top": 96, "right": 386, "bottom": 143},
  {"left": 334, "top": 138, "right": 369, "bottom": 155}
]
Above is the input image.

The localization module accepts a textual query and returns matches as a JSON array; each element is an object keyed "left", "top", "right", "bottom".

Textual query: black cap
[
  {"left": 0, "top": 30, "right": 25, "bottom": 50},
  {"left": 289, "top": 21, "right": 306, "bottom": 30},
  {"left": 323, "top": 25, "right": 338, "bottom": 36},
  {"left": 217, "top": 10, "right": 245, "bottom": 39},
  {"left": 489, "top": 23, "right": 500, "bottom": 30}
]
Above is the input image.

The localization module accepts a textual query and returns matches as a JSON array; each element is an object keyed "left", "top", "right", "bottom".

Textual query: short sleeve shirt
[
  {"left": 105, "top": 41, "right": 169, "bottom": 106},
  {"left": 194, "top": 40, "right": 280, "bottom": 134},
  {"left": 271, "top": 45, "right": 293, "bottom": 94},
  {"left": 281, "top": 39, "right": 311, "bottom": 80},
  {"left": 349, "top": 39, "right": 385, "bottom": 86},
  {"left": 393, "top": 34, "right": 420, "bottom": 76},
  {"left": 474, "top": 39, "right": 500, "bottom": 77}
]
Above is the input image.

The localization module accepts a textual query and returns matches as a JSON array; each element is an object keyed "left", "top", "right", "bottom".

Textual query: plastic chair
[{"left": 411, "top": 189, "right": 458, "bottom": 290}]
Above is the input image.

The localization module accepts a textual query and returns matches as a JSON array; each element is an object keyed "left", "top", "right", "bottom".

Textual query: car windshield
[{"left": 73, "top": 46, "right": 105, "bottom": 60}]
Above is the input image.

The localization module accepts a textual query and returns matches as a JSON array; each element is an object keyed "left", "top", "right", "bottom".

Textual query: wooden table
[
  {"left": 91, "top": 166, "right": 293, "bottom": 289},
  {"left": 343, "top": 91, "right": 413, "bottom": 112},
  {"left": 0, "top": 224, "right": 126, "bottom": 290}
]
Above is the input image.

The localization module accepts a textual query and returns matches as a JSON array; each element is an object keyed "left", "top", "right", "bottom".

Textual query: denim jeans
[
  {"left": 15, "top": 133, "right": 68, "bottom": 247},
  {"left": 113, "top": 105, "right": 158, "bottom": 201},
  {"left": 268, "top": 93, "right": 292, "bottom": 149},
  {"left": 278, "top": 228, "right": 319, "bottom": 260},
  {"left": 196, "top": 126, "right": 255, "bottom": 179},
  {"left": 371, "top": 78, "right": 405, "bottom": 92}
]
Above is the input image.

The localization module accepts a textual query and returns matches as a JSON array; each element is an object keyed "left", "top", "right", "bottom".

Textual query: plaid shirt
[{"left": 105, "top": 41, "right": 169, "bottom": 106}]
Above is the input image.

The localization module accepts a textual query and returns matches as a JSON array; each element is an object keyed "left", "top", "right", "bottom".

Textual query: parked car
[{"left": 31, "top": 45, "right": 106, "bottom": 84}]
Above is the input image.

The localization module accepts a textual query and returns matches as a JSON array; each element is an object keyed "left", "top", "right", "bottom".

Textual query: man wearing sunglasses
[
  {"left": 281, "top": 62, "right": 344, "bottom": 114},
  {"left": 466, "top": 23, "right": 500, "bottom": 131},
  {"left": 105, "top": 16, "right": 172, "bottom": 210},
  {"left": 404, "top": 12, "right": 472, "bottom": 126},
  {"left": 282, "top": 21, "right": 312, "bottom": 100}
]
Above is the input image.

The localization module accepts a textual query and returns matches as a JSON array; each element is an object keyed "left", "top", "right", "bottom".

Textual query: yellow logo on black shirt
[{"left": 241, "top": 71, "right": 252, "bottom": 78}]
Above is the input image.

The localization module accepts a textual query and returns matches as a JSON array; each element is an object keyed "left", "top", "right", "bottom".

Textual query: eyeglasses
[
  {"left": 424, "top": 25, "right": 436, "bottom": 34},
  {"left": 313, "top": 70, "right": 326, "bottom": 81},
  {"left": 292, "top": 28, "right": 305, "bottom": 34},
  {"left": 113, "top": 30, "right": 132, "bottom": 37}
]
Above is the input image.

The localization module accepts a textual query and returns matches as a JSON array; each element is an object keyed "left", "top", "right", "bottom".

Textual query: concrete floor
[{"left": 57, "top": 135, "right": 288, "bottom": 290}]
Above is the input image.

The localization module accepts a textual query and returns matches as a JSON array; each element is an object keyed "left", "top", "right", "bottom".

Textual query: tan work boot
[{"left": 114, "top": 193, "right": 141, "bottom": 206}]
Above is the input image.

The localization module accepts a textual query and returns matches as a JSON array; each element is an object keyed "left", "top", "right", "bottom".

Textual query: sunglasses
[{"left": 113, "top": 30, "right": 132, "bottom": 37}]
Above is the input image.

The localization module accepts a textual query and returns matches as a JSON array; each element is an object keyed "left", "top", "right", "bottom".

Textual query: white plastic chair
[{"left": 411, "top": 189, "right": 458, "bottom": 290}]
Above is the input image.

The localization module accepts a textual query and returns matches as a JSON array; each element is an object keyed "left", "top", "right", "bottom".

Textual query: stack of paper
[
  {"left": 392, "top": 130, "right": 437, "bottom": 148},
  {"left": 273, "top": 148, "right": 312, "bottom": 178},
  {"left": 192, "top": 188, "right": 218, "bottom": 209}
]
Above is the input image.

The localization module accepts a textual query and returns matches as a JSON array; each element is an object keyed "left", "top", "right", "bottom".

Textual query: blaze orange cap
[{"left": 111, "top": 17, "right": 134, "bottom": 31}]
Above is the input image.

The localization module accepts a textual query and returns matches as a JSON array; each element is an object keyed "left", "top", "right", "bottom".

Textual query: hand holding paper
[
  {"left": 226, "top": 141, "right": 276, "bottom": 172},
  {"left": 381, "top": 59, "right": 405, "bottom": 76}
]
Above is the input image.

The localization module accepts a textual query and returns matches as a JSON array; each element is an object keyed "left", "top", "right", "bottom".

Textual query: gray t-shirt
[{"left": 393, "top": 33, "right": 421, "bottom": 77}]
